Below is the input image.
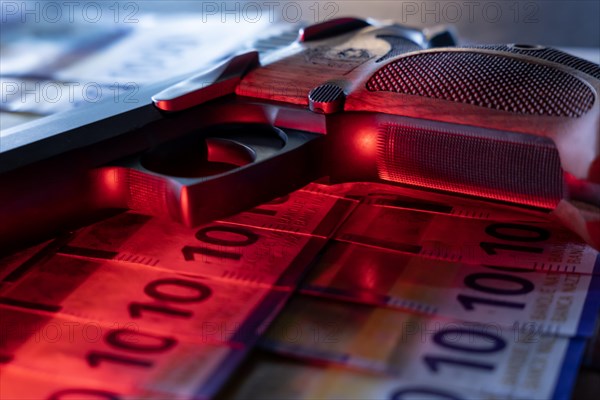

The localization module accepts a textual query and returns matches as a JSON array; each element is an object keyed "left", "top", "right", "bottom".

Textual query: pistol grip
[{"left": 342, "top": 45, "right": 600, "bottom": 208}]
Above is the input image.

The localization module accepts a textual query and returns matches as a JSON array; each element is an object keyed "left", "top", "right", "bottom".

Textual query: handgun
[{"left": 1, "top": 17, "right": 599, "bottom": 253}]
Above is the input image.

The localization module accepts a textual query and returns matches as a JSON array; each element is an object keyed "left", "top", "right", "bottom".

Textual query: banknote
[
  {"left": 59, "top": 212, "right": 326, "bottom": 287},
  {"left": 220, "top": 189, "right": 357, "bottom": 238},
  {"left": 0, "top": 181, "right": 594, "bottom": 398},
  {"left": 303, "top": 182, "right": 551, "bottom": 222},
  {"left": 0, "top": 254, "right": 289, "bottom": 346},
  {"left": 260, "top": 295, "right": 585, "bottom": 399},
  {"left": 223, "top": 351, "right": 508, "bottom": 400},
  {"left": 301, "top": 241, "right": 600, "bottom": 337},
  {"left": 335, "top": 204, "right": 600, "bottom": 274},
  {"left": 0, "top": 238, "right": 65, "bottom": 294},
  {"left": 0, "top": 307, "right": 246, "bottom": 399},
  {"left": 0, "top": 240, "right": 51, "bottom": 282},
  {"left": 0, "top": 366, "right": 191, "bottom": 400}
]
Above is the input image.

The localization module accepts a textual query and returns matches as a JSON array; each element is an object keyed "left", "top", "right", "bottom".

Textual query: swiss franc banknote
[
  {"left": 335, "top": 204, "right": 599, "bottom": 273},
  {"left": 58, "top": 214, "right": 325, "bottom": 288},
  {"left": 224, "top": 351, "right": 505, "bottom": 400},
  {"left": 0, "top": 365, "right": 192, "bottom": 400},
  {"left": 0, "top": 307, "right": 245, "bottom": 399},
  {"left": 307, "top": 181, "right": 600, "bottom": 252},
  {"left": 0, "top": 254, "right": 289, "bottom": 345},
  {"left": 302, "top": 241, "right": 600, "bottom": 337},
  {"left": 219, "top": 189, "right": 356, "bottom": 238},
  {"left": 57, "top": 189, "right": 355, "bottom": 287},
  {"left": 0, "top": 181, "right": 596, "bottom": 399},
  {"left": 0, "top": 239, "right": 56, "bottom": 292},
  {"left": 305, "top": 182, "right": 551, "bottom": 222},
  {"left": 260, "top": 295, "right": 585, "bottom": 399}
]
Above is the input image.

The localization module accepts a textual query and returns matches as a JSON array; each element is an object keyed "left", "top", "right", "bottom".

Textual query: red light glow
[{"left": 354, "top": 130, "right": 378, "bottom": 158}]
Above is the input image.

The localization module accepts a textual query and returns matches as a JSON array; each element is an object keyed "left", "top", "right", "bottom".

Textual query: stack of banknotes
[{"left": 0, "top": 181, "right": 598, "bottom": 399}]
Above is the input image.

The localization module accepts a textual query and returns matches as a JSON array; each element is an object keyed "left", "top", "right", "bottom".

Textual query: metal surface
[
  {"left": 152, "top": 51, "right": 261, "bottom": 112},
  {"left": 299, "top": 17, "right": 370, "bottom": 42},
  {"left": 308, "top": 83, "right": 346, "bottom": 114}
]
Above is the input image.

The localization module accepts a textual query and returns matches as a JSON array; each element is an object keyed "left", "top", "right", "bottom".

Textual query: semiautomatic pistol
[{"left": 1, "top": 18, "right": 599, "bottom": 253}]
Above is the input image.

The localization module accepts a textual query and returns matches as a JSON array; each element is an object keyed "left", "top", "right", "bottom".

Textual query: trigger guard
[{"left": 96, "top": 125, "right": 321, "bottom": 227}]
